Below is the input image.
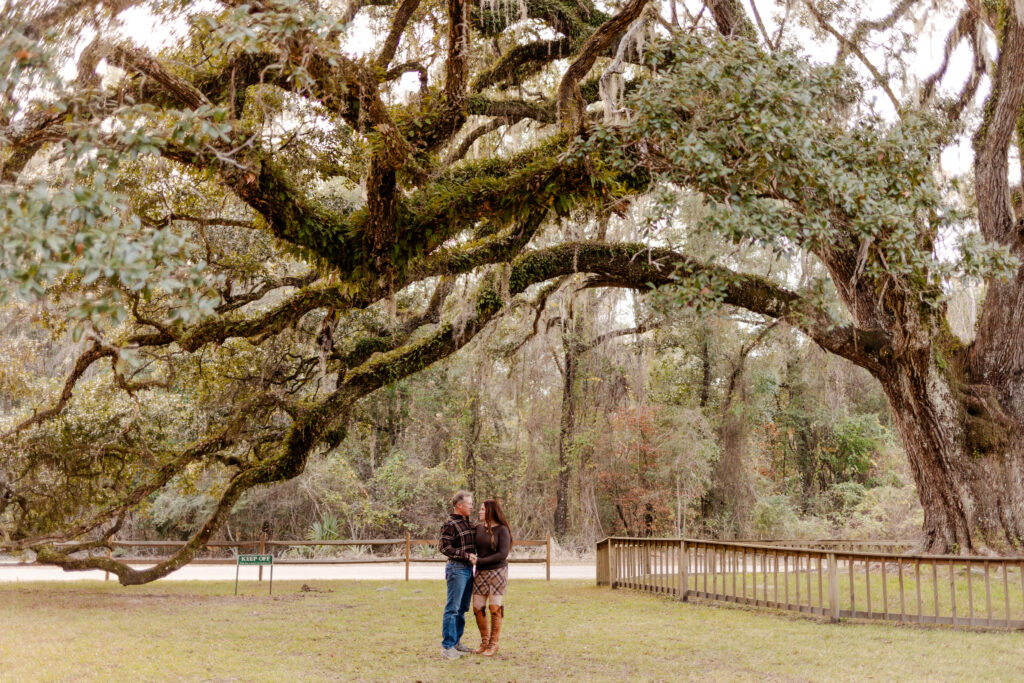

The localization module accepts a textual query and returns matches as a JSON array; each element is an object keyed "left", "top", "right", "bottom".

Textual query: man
[{"left": 438, "top": 490, "right": 478, "bottom": 659}]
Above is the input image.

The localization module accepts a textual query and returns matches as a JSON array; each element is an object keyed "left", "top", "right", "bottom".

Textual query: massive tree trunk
[
  {"left": 915, "top": 3, "right": 1024, "bottom": 554},
  {"left": 877, "top": 354, "right": 976, "bottom": 553},
  {"left": 819, "top": 262, "right": 1024, "bottom": 554},
  {"left": 810, "top": 6, "right": 1024, "bottom": 550},
  {"left": 877, "top": 348, "right": 1024, "bottom": 553}
]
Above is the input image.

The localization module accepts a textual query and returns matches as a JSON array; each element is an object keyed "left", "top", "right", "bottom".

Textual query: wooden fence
[
  {"left": 24, "top": 532, "right": 553, "bottom": 581},
  {"left": 597, "top": 537, "right": 1024, "bottom": 630}
]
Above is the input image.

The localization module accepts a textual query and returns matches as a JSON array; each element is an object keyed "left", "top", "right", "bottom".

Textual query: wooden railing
[
  {"left": 598, "top": 537, "right": 1024, "bottom": 630},
  {"left": 743, "top": 539, "right": 918, "bottom": 554},
  {"left": 17, "top": 532, "right": 553, "bottom": 581}
]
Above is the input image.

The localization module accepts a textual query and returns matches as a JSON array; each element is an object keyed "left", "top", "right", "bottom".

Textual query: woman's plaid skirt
[{"left": 473, "top": 565, "right": 508, "bottom": 596}]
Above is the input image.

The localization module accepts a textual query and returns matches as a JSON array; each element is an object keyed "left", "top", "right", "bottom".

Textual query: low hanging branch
[{"left": 9, "top": 413, "right": 247, "bottom": 552}]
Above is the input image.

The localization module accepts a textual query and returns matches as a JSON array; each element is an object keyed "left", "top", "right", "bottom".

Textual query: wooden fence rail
[
  {"left": 739, "top": 539, "right": 918, "bottom": 554},
  {"left": 15, "top": 532, "right": 553, "bottom": 582},
  {"left": 597, "top": 537, "right": 1024, "bottom": 631}
]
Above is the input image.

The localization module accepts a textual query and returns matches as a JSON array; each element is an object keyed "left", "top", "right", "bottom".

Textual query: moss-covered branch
[
  {"left": 514, "top": 242, "right": 892, "bottom": 374},
  {"left": 127, "top": 209, "right": 548, "bottom": 352},
  {"left": 342, "top": 240, "right": 891, "bottom": 399},
  {"left": 473, "top": 0, "right": 607, "bottom": 40},
  {"left": 471, "top": 38, "right": 573, "bottom": 91},
  {"left": 467, "top": 95, "right": 557, "bottom": 123},
  {"left": 0, "top": 342, "right": 116, "bottom": 438},
  {"left": 374, "top": 0, "right": 423, "bottom": 69},
  {"left": 17, "top": 420, "right": 240, "bottom": 553}
]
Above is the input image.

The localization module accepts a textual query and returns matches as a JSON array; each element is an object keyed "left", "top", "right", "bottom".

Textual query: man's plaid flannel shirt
[{"left": 438, "top": 513, "right": 476, "bottom": 564}]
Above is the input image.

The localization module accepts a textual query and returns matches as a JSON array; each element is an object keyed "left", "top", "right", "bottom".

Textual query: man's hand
[{"left": 468, "top": 553, "right": 478, "bottom": 565}]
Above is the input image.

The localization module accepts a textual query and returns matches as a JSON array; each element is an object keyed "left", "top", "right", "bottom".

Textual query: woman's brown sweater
[{"left": 474, "top": 524, "right": 510, "bottom": 570}]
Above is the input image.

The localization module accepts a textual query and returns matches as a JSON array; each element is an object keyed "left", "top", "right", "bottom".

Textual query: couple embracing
[{"left": 437, "top": 490, "right": 512, "bottom": 660}]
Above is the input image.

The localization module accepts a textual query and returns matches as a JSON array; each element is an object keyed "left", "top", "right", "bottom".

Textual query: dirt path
[{"left": 0, "top": 561, "right": 595, "bottom": 583}]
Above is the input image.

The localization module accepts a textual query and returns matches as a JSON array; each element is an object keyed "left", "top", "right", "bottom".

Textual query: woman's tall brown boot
[
  {"left": 481, "top": 605, "right": 503, "bottom": 656},
  {"left": 473, "top": 607, "right": 490, "bottom": 654}
]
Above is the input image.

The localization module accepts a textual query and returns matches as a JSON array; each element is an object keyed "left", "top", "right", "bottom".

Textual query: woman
[{"left": 471, "top": 499, "right": 512, "bottom": 656}]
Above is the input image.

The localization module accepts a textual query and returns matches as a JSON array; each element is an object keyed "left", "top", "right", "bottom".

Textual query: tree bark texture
[
  {"left": 554, "top": 303, "right": 585, "bottom": 540},
  {"left": 876, "top": 351, "right": 1024, "bottom": 553}
]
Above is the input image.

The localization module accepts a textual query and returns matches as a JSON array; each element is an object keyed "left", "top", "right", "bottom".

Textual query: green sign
[{"left": 235, "top": 554, "right": 274, "bottom": 595}]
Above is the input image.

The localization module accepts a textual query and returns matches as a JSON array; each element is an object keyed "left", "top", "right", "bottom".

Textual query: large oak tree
[{"left": 2, "top": 0, "right": 1024, "bottom": 582}]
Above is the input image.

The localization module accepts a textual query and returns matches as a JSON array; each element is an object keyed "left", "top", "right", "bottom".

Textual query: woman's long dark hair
[{"left": 482, "top": 499, "right": 513, "bottom": 550}]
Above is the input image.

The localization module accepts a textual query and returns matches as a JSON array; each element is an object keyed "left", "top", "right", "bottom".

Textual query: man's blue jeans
[{"left": 442, "top": 561, "right": 474, "bottom": 649}]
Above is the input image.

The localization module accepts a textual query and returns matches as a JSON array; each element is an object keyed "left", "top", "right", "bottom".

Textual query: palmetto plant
[{"left": 304, "top": 513, "right": 341, "bottom": 557}]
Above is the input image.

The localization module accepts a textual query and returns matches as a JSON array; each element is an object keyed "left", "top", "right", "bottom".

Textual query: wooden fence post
[
  {"left": 678, "top": 540, "right": 688, "bottom": 601},
  {"left": 828, "top": 553, "right": 839, "bottom": 622},
  {"left": 105, "top": 547, "right": 111, "bottom": 582},
  {"left": 405, "top": 531, "right": 410, "bottom": 581},
  {"left": 258, "top": 532, "right": 266, "bottom": 582},
  {"left": 546, "top": 534, "right": 551, "bottom": 581},
  {"left": 610, "top": 539, "right": 617, "bottom": 589}
]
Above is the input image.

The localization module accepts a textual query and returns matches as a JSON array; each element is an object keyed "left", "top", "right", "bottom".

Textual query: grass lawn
[{"left": 1, "top": 579, "right": 1023, "bottom": 681}]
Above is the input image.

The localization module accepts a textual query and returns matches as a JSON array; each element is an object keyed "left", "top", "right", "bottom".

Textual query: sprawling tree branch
[
  {"left": 374, "top": 0, "right": 423, "bottom": 69},
  {"left": 472, "top": 38, "right": 573, "bottom": 91},
  {"left": 126, "top": 207, "right": 549, "bottom": 354},
  {"left": 802, "top": 0, "right": 900, "bottom": 110},
  {"left": 18, "top": 424, "right": 239, "bottom": 553},
  {"left": 0, "top": 341, "right": 117, "bottom": 438},
  {"left": 556, "top": 0, "right": 651, "bottom": 129},
  {"left": 969, "top": 6, "right": 1024, "bottom": 386},
  {"left": 566, "top": 243, "right": 890, "bottom": 374},
  {"left": 24, "top": 230, "right": 890, "bottom": 577}
]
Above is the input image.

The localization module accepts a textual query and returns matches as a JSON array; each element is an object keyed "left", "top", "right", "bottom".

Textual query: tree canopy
[{"left": 3, "top": 0, "right": 1024, "bottom": 581}]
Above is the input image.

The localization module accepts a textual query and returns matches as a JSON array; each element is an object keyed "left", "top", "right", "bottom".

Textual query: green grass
[{"left": 1, "top": 579, "right": 1023, "bottom": 681}]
